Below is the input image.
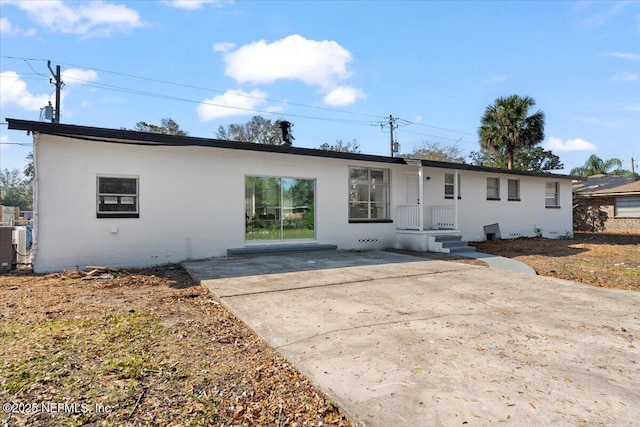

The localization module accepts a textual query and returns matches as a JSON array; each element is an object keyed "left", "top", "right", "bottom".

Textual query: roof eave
[{"left": 7, "top": 118, "right": 575, "bottom": 179}]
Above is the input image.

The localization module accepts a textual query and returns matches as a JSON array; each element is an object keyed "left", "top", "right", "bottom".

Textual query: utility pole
[
  {"left": 632, "top": 158, "right": 636, "bottom": 175},
  {"left": 378, "top": 115, "right": 399, "bottom": 157},
  {"left": 389, "top": 115, "right": 395, "bottom": 157},
  {"left": 47, "top": 61, "right": 63, "bottom": 123},
  {"left": 376, "top": 115, "right": 407, "bottom": 157}
]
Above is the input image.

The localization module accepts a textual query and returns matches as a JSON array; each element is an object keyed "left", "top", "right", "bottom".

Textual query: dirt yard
[
  {"left": 2, "top": 234, "right": 638, "bottom": 426},
  {"left": 472, "top": 233, "right": 640, "bottom": 291},
  {"left": 0, "top": 267, "right": 351, "bottom": 427}
]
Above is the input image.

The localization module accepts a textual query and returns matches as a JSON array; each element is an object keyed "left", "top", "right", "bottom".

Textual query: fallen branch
[{"left": 128, "top": 387, "right": 148, "bottom": 418}]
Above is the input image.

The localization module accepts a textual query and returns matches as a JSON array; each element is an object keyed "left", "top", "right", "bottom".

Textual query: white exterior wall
[
  {"left": 420, "top": 168, "right": 573, "bottom": 241},
  {"left": 33, "top": 133, "right": 573, "bottom": 272},
  {"left": 33, "top": 135, "right": 405, "bottom": 272}
]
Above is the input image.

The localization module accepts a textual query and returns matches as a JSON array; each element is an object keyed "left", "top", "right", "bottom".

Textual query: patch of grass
[
  {"left": 0, "top": 268, "right": 353, "bottom": 426},
  {"left": 613, "top": 265, "right": 640, "bottom": 281},
  {"left": 1, "top": 312, "right": 171, "bottom": 425}
]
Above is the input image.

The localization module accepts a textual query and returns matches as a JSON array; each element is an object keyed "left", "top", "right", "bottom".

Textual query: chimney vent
[{"left": 277, "top": 120, "right": 294, "bottom": 147}]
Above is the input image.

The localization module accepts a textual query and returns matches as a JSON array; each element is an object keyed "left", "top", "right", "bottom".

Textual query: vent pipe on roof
[{"left": 277, "top": 120, "right": 294, "bottom": 147}]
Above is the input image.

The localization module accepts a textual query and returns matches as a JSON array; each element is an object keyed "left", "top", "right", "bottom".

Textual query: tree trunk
[{"left": 508, "top": 150, "right": 514, "bottom": 169}]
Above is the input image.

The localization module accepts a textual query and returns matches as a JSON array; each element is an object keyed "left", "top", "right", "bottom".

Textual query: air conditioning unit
[
  {"left": 0, "top": 226, "right": 15, "bottom": 271},
  {"left": 12, "top": 226, "right": 31, "bottom": 265}
]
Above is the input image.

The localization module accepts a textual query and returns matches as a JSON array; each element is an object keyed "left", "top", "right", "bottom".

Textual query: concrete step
[
  {"left": 433, "top": 234, "right": 462, "bottom": 242},
  {"left": 441, "top": 240, "right": 470, "bottom": 248},
  {"left": 227, "top": 243, "right": 337, "bottom": 257},
  {"left": 447, "top": 245, "right": 476, "bottom": 254}
]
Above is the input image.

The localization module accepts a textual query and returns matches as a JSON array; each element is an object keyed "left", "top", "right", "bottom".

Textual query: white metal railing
[
  {"left": 397, "top": 204, "right": 420, "bottom": 230},
  {"left": 430, "top": 205, "right": 455, "bottom": 229}
]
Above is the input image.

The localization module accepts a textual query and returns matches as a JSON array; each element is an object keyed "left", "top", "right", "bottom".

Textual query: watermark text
[{"left": 2, "top": 401, "right": 112, "bottom": 414}]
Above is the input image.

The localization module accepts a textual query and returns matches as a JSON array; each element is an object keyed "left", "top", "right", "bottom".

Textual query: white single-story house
[{"left": 7, "top": 119, "right": 574, "bottom": 273}]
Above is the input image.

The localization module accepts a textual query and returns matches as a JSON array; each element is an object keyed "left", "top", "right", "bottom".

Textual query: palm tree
[
  {"left": 478, "top": 95, "right": 545, "bottom": 169},
  {"left": 570, "top": 154, "right": 626, "bottom": 176}
]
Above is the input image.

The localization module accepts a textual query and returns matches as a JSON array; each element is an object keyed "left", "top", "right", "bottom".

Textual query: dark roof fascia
[
  {"left": 413, "top": 158, "right": 576, "bottom": 179},
  {"left": 6, "top": 118, "right": 404, "bottom": 165},
  {"left": 7, "top": 118, "right": 574, "bottom": 179}
]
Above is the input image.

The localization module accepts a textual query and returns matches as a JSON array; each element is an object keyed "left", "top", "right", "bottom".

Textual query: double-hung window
[
  {"left": 349, "top": 167, "right": 390, "bottom": 221},
  {"left": 508, "top": 179, "right": 520, "bottom": 201},
  {"left": 545, "top": 182, "right": 560, "bottom": 208},
  {"left": 486, "top": 177, "right": 500, "bottom": 200},
  {"left": 97, "top": 176, "right": 139, "bottom": 218},
  {"left": 445, "top": 173, "right": 461, "bottom": 199}
]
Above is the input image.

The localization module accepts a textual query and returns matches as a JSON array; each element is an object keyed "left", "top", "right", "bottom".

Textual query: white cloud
[
  {"left": 624, "top": 104, "right": 640, "bottom": 111},
  {"left": 0, "top": 17, "right": 12, "bottom": 33},
  {"left": 545, "top": 136, "right": 597, "bottom": 152},
  {"left": 414, "top": 115, "right": 423, "bottom": 123},
  {"left": 605, "top": 51, "right": 640, "bottom": 61},
  {"left": 323, "top": 86, "right": 366, "bottom": 106},
  {"left": 611, "top": 71, "right": 638, "bottom": 82},
  {"left": 197, "top": 89, "right": 268, "bottom": 121},
  {"left": 61, "top": 68, "right": 99, "bottom": 85},
  {"left": 221, "top": 34, "right": 354, "bottom": 89},
  {"left": 4, "top": 0, "right": 143, "bottom": 36},
  {"left": 164, "top": 0, "right": 229, "bottom": 9},
  {"left": 0, "top": 71, "right": 50, "bottom": 111},
  {"left": 213, "top": 42, "right": 236, "bottom": 52}
]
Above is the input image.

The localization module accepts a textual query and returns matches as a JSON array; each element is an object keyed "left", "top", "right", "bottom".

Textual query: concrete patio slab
[{"left": 183, "top": 250, "right": 640, "bottom": 427}]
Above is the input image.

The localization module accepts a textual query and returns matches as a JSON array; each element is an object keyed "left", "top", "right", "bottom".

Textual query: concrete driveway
[{"left": 183, "top": 250, "right": 640, "bottom": 427}]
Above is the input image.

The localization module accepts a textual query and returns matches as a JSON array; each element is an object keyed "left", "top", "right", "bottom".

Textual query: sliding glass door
[{"left": 245, "top": 176, "right": 315, "bottom": 241}]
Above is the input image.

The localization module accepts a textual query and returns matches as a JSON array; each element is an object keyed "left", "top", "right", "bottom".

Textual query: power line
[
  {"left": 406, "top": 120, "right": 476, "bottom": 136},
  {"left": 69, "top": 79, "right": 380, "bottom": 127},
  {"left": 400, "top": 128, "right": 477, "bottom": 145},
  {"left": 1, "top": 55, "right": 477, "bottom": 139},
  {"left": 22, "top": 59, "right": 48, "bottom": 78},
  {"left": 54, "top": 58, "right": 386, "bottom": 120}
]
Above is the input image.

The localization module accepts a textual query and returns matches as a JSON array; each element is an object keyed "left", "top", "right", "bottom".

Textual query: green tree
[
  {"left": 403, "top": 141, "right": 465, "bottom": 163},
  {"left": 24, "top": 152, "right": 34, "bottom": 183},
  {"left": 469, "top": 146, "right": 563, "bottom": 171},
  {"left": 0, "top": 168, "right": 24, "bottom": 187},
  {"left": 569, "top": 154, "right": 631, "bottom": 176},
  {"left": 216, "top": 116, "right": 284, "bottom": 145},
  {"left": 130, "top": 118, "right": 188, "bottom": 136},
  {"left": 0, "top": 167, "right": 32, "bottom": 210},
  {"left": 478, "top": 95, "right": 545, "bottom": 169},
  {"left": 319, "top": 139, "right": 361, "bottom": 153}
]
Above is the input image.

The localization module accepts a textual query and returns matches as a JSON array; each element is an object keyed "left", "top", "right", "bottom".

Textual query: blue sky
[{"left": 1, "top": 0, "right": 639, "bottom": 175}]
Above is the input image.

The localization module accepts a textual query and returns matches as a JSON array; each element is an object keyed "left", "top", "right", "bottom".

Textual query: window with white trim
[
  {"left": 508, "top": 179, "right": 520, "bottom": 201},
  {"left": 97, "top": 176, "right": 139, "bottom": 218},
  {"left": 445, "top": 173, "right": 461, "bottom": 199},
  {"left": 615, "top": 197, "right": 640, "bottom": 217},
  {"left": 486, "top": 177, "right": 500, "bottom": 200},
  {"left": 545, "top": 181, "right": 559, "bottom": 208},
  {"left": 348, "top": 167, "right": 390, "bottom": 221}
]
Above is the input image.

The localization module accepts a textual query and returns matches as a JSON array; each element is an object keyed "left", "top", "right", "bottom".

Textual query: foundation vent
[{"left": 358, "top": 238, "right": 379, "bottom": 244}]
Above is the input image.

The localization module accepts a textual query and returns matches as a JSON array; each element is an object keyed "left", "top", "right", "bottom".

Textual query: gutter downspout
[
  {"left": 454, "top": 170, "right": 459, "bottom": 231},
  {"left": 418, "top": 165, "right": 424, "bottom": 231},
  {"left": 31, "top": 132, "right": 39, "bottom": 270}
]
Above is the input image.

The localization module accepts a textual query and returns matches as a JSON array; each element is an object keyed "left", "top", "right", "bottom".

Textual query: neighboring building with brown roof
[{"left": 573, "top": 175, "right": 640, "bottom": 234}]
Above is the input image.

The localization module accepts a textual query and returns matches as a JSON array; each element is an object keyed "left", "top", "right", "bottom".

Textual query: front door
[{"left": 405, "top": 173, "right": 420, "bottom": 205}]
